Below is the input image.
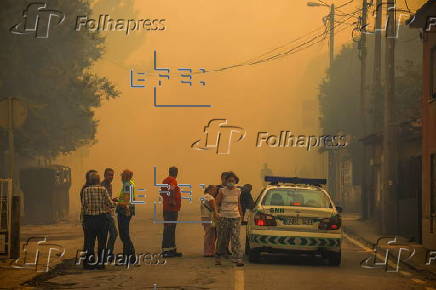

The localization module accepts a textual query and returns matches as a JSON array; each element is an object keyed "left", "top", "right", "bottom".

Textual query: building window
[{"left": 432, "top": 47, "right": 436, "bottom": 101}]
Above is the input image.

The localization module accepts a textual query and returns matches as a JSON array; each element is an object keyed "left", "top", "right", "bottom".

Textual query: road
[{"left": 11, "top": 205, "right": 436, "bottom": 290}]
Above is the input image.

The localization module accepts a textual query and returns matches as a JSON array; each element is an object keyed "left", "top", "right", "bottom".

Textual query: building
[
  {"left": 327, "top": 147, "right": 361, "bottom": 213},
  {"left": 360, "top": 119, "right": 421, "bottom": 241},
  {"left": 409, "top": 1, "right": 436, "bottom": 249}
]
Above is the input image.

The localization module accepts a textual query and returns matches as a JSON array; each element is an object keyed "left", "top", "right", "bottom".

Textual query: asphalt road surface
[{"left": 16, "top": 206, "right": 436, "bottom": 290}]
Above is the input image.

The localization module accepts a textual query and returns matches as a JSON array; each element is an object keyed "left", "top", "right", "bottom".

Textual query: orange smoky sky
[{"left": 56, "top": 0, "right": 427, "bottom": 214}]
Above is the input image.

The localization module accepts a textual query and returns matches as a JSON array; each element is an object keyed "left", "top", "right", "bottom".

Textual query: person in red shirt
[{"left": 161, "top": 166, "right": 182, "bottom": 258}]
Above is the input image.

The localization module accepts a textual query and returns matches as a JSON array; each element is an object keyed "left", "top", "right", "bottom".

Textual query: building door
[{"left": 398, "top": 156, "right": 422, "bottom": 243}]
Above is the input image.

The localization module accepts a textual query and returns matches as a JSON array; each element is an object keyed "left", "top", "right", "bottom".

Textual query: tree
[
  {"left": 318, "top": 25, "right": 422, "bottom": 138},
  {"left": 0, "top": 0, "right": 120, "bottom": 159},
  {"left": 318, "top": 43, "right": 361, "bottom": 136}
]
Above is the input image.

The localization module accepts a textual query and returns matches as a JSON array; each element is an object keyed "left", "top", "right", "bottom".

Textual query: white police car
[{"left": 245, "top": 176, "right": 342, "bottom": 266}]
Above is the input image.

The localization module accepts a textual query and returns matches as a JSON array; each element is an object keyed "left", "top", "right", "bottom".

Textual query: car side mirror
[{"left": 336, "top": 206, "right": 343, "bottom": 213}]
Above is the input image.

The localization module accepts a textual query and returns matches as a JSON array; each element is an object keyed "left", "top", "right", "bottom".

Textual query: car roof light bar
[{"left": 264, "top": 176, "right": 327, "bottom": 186}]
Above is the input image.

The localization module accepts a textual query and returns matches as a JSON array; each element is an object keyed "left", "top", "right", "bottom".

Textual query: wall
[{"left": 422, "top": 29, "right": 436, "bottom": 249}]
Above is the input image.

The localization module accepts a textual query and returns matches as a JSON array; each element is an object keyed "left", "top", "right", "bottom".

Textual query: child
[{"left": 200, "top": 185, "right": 218, "bottom": 257}]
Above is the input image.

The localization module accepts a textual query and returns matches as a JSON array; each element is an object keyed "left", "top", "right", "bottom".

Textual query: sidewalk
[
  {"left": 342, "top": 213, "right": 436, "bottom": 281},
  {"left": 0, "top": 220, "right": 83, "bottom": 289}
]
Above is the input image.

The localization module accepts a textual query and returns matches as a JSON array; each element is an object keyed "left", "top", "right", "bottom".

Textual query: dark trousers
[
  {"left": 82, "top": 224, "right": 87, "bottom": 251},
  {"left": 83, "top": 214, "right": 108, "bottom": 266},
  {"left": 105, "top": 214, "right": 118, "bottom": 256},
  {"left": 118, "top": 214, "right": 135, "bottom": 258},
  {"left": 162, "top": 211, "right": 178, "bottom": 251}
]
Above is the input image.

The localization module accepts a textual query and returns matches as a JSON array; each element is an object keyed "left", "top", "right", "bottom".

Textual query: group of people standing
[
  {"left": 80, "top": 168, "right": 136, "bottom": 269},
  {"left": 79, "top": 167, "right": 254, "bottom": 269},
  {"left": 200, "top": 171, "right": 254, "bottom": 267}
]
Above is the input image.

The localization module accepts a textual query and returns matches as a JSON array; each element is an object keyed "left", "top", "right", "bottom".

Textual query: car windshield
[{"left": 261, "top": 188, "right": 331, "bottom": 208}]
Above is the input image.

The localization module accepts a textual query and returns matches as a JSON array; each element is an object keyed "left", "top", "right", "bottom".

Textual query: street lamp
[
  {"left": 307, "top": 1, "right": 335, "bottom": 66},
  {"left": 307, "top": 2, "right": 329, "bottom": 7}
]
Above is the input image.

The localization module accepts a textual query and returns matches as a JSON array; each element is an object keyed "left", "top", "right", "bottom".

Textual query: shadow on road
[{"left": 251, "top": 253, "right": 331, "bottom": 267}]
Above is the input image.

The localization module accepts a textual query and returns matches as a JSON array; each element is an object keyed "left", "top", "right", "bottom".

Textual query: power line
[
  {"left": 108, "top": 7, "right": 362, "bottom": 77},
  {"left": 205, "top": 10, "right": 361, "bottom": 73},
  {"left": 240, "top": 23, "right": 328, "bottom": 66},
  {"left": 232, "top": 23, "right": 351, "bottom": 69},
  {"left": 210, "top": 25, "right": 331, "bottom": 71},
  {"left": 403, "top": 0, "right": 411, "bottom": 13}
]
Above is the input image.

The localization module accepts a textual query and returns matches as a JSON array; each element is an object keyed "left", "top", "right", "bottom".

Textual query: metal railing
[{"left": 0, "top": 179, "right": 12, "bottom": 258}]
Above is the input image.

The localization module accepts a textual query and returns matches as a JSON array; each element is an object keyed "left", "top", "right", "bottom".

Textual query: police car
[{"left": 245, "top": 176, "right": 342, "bottom": 266}]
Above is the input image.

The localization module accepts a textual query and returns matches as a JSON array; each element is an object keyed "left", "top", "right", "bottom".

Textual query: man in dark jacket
[
  {"left": 240, "top": 184, "right": 255, "bottom": 224},
  {"left": 101, "top": 168, "right": 117, "bottom": 261}
]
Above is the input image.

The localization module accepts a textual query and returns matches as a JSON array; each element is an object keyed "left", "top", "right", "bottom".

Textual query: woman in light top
[
  {"left": 214, "top": 172, "right": 244, "bottom": 267},
  {"left": 200, "top": 185, "right": 218, "bottom": 257}
]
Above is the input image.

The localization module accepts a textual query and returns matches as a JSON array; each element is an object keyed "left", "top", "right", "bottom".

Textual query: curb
[{"left": 343, "top": 225, "right": 436, "bottom": 281}]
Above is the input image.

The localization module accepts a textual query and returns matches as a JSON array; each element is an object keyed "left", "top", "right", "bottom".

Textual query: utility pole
[
  {"left": 7, "top": 98, "right": 15, "bottom": 185},
  {"left": 329, "top": 3, "right": 335, "bottom": 66},
  {"left": 307, "top": 0, "right": 337, "bottom": 194},
  {"left": 373, "top": 0, "right": 383, "bottom": 130},
  {"left": 328, "top": 4, "right": 335, "bottom": 198},
  {"left": 0, "top": 98, "right": 26, "bottom": 258},
  {"left": 382, "top": 0, "right": 397, "bottom": 234},
  {"left": 7, "top": 98, "right": 20, "bottom": 258},
  {"left": 360, "top": 0, "right": 368, "bottom": 219},
  {"left": 367, "top": 0, "right": 383, "bottom": 222},
  {"left": 307, "top": 1, "right": 337, "bottom": 65}
]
